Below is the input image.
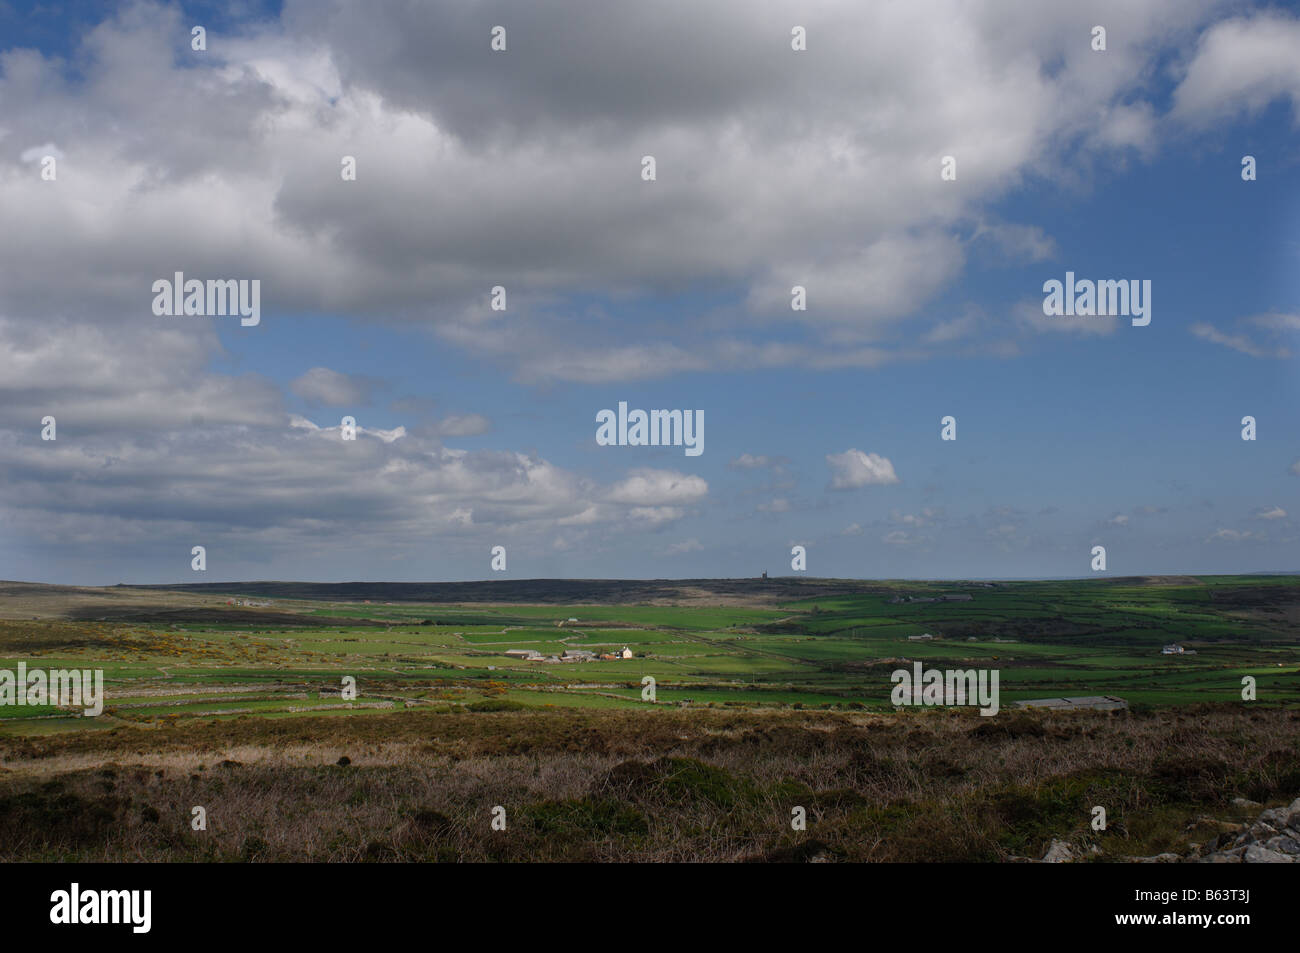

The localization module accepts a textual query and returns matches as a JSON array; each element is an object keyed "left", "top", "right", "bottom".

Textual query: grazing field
[
  {"left": 1, "top": 575, "right": 1297, "bottom": 733},
  {"left": 1, "top": 575, "right": 1296, "bottom": 861}
]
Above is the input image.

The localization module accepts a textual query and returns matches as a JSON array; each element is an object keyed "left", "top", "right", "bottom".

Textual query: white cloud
[
  {"left": 892, "top": 508, "right": 940, "bottom": 527},
  {"left": 0, "top": 0, "right": 1245, "bottom": 382},
  {"left": 972, "top": 222, "right": 1057, "bottom": 263},
  {"left": 0, "top": 313, "right": 706, "bottom": 564},
  {"left": 0, "top": 316, "right": 283, "bottom": 431},
  {"left": 1249, "top": 312, "right": 1300, "bottom": 331},
  {"left": 923, "top": 312, "right": 980, "bottom": 344},
  {"left": 364, "top": 425, "right": 405, "bottom": 444},
  {"left": 826, "top": 450, "right": 900, "bottom": 490},
  {"left": 661, "top": 538, "right": 704, "bottom": 555},
  {"left": 745, "top": 233, "right": 966, "bottom": 334},
  {"left": 19, "top": 142, "right": 63, "bottom": 161},
  {"left": 1205, "top": 528, "right": 1262, "bottom": 543},
  {"left": 1015, "top": 297, "right": 1119, "bottom": 337},
  {"left": 0, "top": 0, "right": 1289, "bottom": 580},
  {"left": 1172, "top": 12, "right": 1300, "bottom": 125},
  {"left": 604, "top": 469, "right": 708, "bottom": 506},
  {"left": 437, "top": 413, "right": 492, "bottom": 437},
  {"left": 1253, "top": 506, "right": 1286, "bottom": 520},
  {"left": 626, "top": 506, "right": 686, "bottom": 526},
  {"left": 1191, "top": 322, "right": 1290, "bottom": 359},
  {"left": 729, "top": 453, "right": 787, "bottom": 470},
  {"left": 290, "top": 367, "right": 370, "bottom": 405}
]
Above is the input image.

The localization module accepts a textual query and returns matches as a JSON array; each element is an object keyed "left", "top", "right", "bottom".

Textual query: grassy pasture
[{"left": 0, "top": 576, "right": 1296, "bottom": 734}]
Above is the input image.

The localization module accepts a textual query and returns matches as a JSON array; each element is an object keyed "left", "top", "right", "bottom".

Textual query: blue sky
[{"left": 0, "top": 0, "right": 1297, "bottom": 584}]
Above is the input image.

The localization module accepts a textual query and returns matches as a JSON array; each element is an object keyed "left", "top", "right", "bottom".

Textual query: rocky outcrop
[
  {"left": 1035, "top": 796, "right": 1300, "bottom": 863},
  {"left": 1042, "top": 839, "right": 1073, "bottom": 863},
  {"left": 1039, "top": 839, "right": 1100, "bottom": 863},
  {"left": 1194, "top": 798, "right": 1300, "bottom": 863}
]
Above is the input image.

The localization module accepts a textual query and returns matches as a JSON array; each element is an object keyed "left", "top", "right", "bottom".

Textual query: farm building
[
  {"left": 1013, "top": 696, "right": 1128, "bottom": 712},
  {"left": 504, "top": 649, "right": 542, "bottom": 660},
  {"left": 1161, "top": 644, "right": 1184, "bottom": 655}
]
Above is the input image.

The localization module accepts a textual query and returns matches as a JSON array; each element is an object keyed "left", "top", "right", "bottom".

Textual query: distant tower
[{"left": 761, "top": 570, "right": 768, "bottom": 580}]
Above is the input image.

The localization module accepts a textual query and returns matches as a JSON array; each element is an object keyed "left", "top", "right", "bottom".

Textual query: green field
[{"left": 2, "top": 574, "right": 1297, "bottom": 733}]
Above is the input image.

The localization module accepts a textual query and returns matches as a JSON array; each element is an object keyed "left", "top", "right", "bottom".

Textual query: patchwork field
[
  {"left": 1, "top": 575, "right": 1297, "bottom": 733},
  {"left": 2, "top": 575, "right": 1297, "bottom": 863}
]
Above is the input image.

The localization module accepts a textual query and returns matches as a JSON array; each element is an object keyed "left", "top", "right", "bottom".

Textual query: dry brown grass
[{"left": 1, "top": 704, "right": 1297, "bottom": 862}]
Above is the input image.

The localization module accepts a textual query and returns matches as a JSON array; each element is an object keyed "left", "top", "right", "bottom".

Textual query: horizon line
[{"left": 5, "top": 571, "right": 1298, "bottom": 589}]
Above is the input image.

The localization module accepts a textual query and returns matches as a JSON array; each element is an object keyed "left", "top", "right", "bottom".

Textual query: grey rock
[
  {"left": 1135, "top": 853, "right": 1181, "bottom": 863},
  {"left": 1244, "top": 845, "right": 1295, "bottom": 864},
  {"left": 1203, "top": 833, "right": 1232, "bottom": 852},
  {"left": 1232, "top": 797, "right": 1262, "bottom": 809},
  {"left": 1258, "top": 808, "right": 1290, "bottom": 827},
  {"left": 1264, "top": 835, "right": 1300, "bottom": 855},
  {"left": 1191, "top": 799, "right": 1300, "bottom": 863},
  {"left": 1199, "top": 852, "right": 1243, "bottom": 864},
  {"left": 1201, "top": 847, "right": 1242, "bottom": 863},
  {"left": 1042, "top": 839, "right": 1074, "bottom": 863}
]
